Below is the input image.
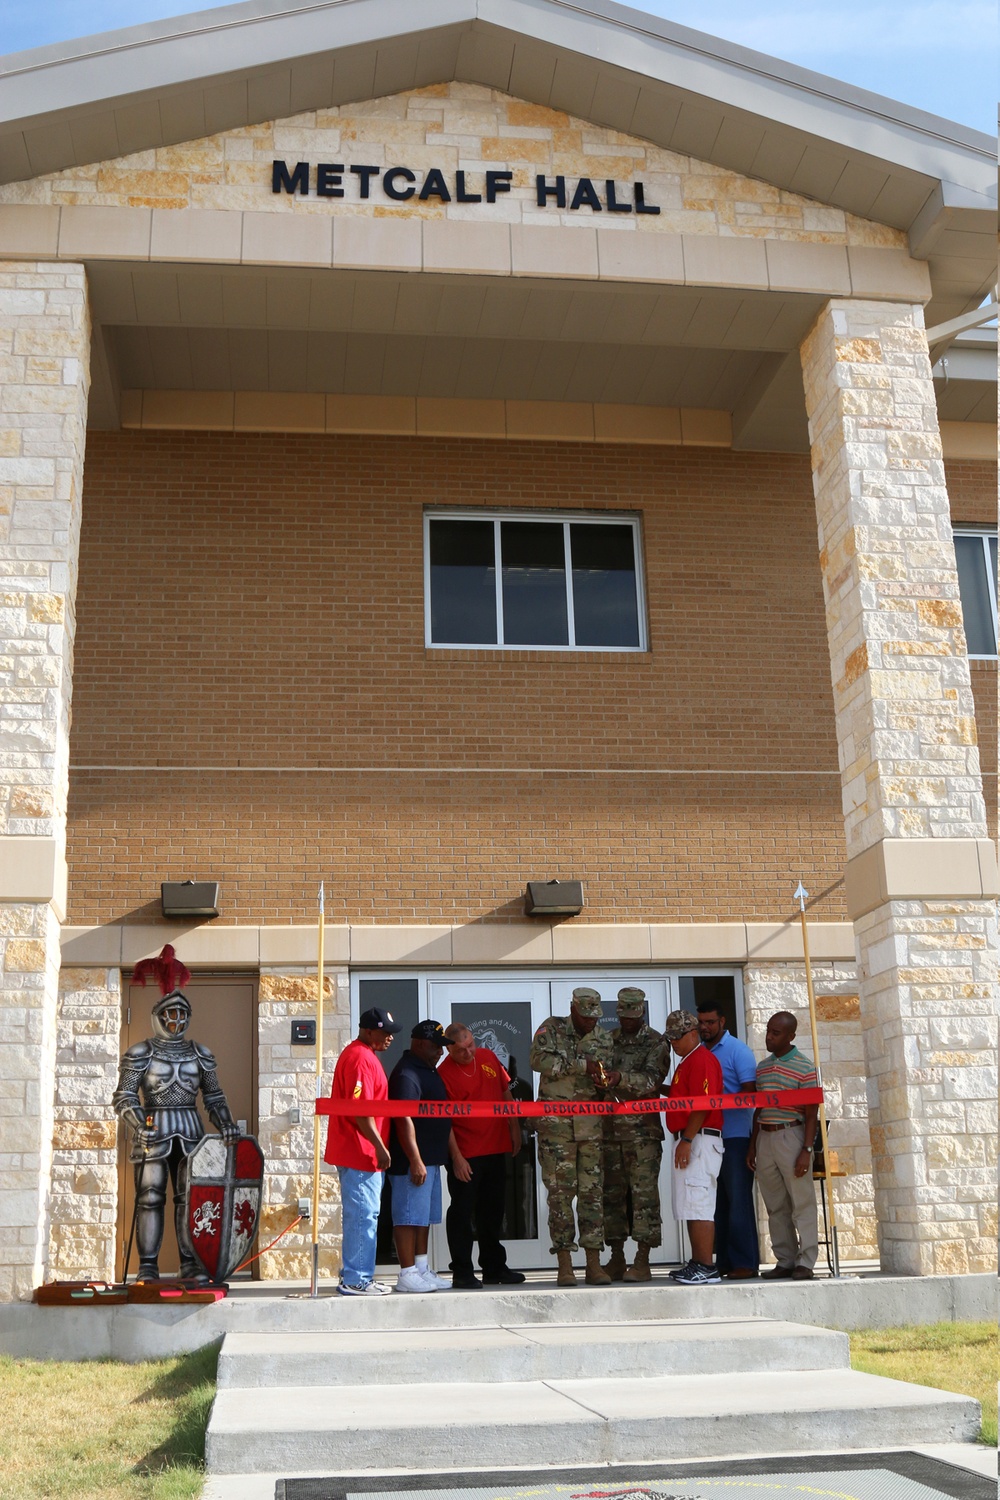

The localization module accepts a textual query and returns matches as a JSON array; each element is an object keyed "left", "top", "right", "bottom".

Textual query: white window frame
[
  {"left": 954, "top": 526, "right": 998, "bottom": 660},
  {"left": 423, "top": 508, "right": 648, "bottom": 653}
]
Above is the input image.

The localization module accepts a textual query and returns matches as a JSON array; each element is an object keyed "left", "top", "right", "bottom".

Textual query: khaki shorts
[{"left": 671, "top": 1132, "right": 724, "bottom": 1222}]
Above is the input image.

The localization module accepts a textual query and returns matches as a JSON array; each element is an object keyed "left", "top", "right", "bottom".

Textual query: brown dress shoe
[
  {"left": 791, "top": 1266, "right": 815, "bottom": 1280},
  {"left": 761, "top": 1265, "right": 795, "bottom": 1279},
  {"left": 726, "top": 1268, "right": 758, "bottom": 1279}
]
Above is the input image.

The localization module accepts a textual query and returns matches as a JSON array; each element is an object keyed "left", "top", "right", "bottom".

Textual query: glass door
[{"left": 428, "top": 978, "right": 550, "bottom": 1272}]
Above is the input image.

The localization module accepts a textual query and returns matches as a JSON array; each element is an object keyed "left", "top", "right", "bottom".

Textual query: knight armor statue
[{"left": 113, "top": 988, "right": 240, "bottom": 1281}]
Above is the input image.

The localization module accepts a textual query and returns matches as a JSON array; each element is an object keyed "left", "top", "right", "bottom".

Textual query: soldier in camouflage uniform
[
  {"left": 529, "top": 988, "right": 619, "bottom": 1287},
  {"left": 602, "top": 987, "right": 667, "bottom": 1282}
]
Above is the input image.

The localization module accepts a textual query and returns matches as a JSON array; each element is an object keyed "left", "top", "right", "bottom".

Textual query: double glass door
[{"left": 352, "top": 969, "right": 742, "bottom": 1271}]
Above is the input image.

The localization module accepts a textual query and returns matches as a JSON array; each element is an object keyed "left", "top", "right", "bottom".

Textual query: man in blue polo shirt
[{"left": 697, "top": 1002, "right": 759, "bottom": 1279}]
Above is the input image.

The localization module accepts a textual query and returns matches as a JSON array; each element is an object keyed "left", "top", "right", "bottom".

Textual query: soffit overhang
[{"left": 1, "top": 0, "right": 995, "bottom": 316}]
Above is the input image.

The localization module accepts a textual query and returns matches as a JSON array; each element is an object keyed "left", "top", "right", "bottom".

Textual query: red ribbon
[{"left": 316, "top": 1089, "right": 822, "bottom": 1119}]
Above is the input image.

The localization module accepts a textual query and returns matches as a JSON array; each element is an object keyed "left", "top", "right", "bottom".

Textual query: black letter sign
[
  {"left": 272, "top": 160, "right": 309, "bottom": 195},
  {"left": 384, "top": 167, "right": 417, "bottom": 201}
]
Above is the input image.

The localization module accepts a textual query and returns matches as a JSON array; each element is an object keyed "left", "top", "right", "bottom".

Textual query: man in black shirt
[{"left": 388, "top": 1020, "right": 471, "bottom": 1293}]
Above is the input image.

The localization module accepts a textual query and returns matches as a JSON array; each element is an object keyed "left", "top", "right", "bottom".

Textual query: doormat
[{"left": 276, "top": 1452, "right": 994, "bottom": 1500}]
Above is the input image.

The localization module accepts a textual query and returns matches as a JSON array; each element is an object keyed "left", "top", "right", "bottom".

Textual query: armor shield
[{"left": 185, "top": 1135, "right": 264, "bottom": 1281}]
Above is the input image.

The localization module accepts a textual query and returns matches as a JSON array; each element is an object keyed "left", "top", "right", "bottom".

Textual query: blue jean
[
  {"left": 714, "top": 1137, "right": 760, "bottom": 1273},
  {"left": 337, "top": 1166, "right": 383, "bottom": 1286}
]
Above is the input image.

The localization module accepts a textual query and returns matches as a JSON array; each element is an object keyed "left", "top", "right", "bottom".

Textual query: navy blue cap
[
  {"left": 359, "top": 1006, "right": 402, "bottom": 1033},
  {"left": 411, "top": 1019, "right": 447, "bottom": 1045}
]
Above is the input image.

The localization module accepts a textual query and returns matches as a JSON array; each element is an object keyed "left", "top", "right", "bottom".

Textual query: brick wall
[{"left": 65, "top": 433, "right": 995, "bottom": 927}]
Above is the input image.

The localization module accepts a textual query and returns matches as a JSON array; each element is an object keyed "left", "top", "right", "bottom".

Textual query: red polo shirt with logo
[
  {"left": 323, "top": 1038, "right": 388, "bottom": 1171},
  {"left": 438, "top": 1048, "right": 513, "bottom": 1158},
  {"left": 667, "top": 1042, "right": 724, "bottom": 1137}
]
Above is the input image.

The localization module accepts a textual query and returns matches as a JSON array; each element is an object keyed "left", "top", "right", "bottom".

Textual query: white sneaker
[
  {"left": 339, "top": 1279, "right": 392, "bottom": 1297},
  {"left": 417, "top": 1267, "right": 452, "bottom": 1291},
  {"left": 395, "top": 1266, "right": 434, "bottom": 1293}
]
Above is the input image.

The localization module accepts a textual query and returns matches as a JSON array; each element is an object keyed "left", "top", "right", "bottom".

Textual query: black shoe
[
  {"left": 451, "top": 1273, "right": 482, "bottom": 1290},
  {"left": 761, "top": 1264, "right": 796, "bottom": 1279},
  {"left": 481, "top": 1268, "right": 526, "bottom": 1285}
]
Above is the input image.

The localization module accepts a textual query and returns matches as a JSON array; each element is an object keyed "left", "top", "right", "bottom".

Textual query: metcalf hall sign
[{"left": 272, "top": 160, "right": 661, "bottom": 214}]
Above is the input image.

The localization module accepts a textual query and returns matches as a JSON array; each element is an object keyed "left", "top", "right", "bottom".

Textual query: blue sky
[{"left": 1, "top": 0, "right": 994, "bottom": 135}]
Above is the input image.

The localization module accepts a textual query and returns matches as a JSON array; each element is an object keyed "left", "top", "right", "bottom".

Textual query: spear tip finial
[{"left": 793, "top": 881, "right": 809, "bottom": 911}]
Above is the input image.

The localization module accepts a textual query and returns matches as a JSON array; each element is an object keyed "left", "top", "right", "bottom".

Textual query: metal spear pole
[
  {"left": 794, "top": 881, "right": 840, "bottom": 1277},
  {"left": 310, "top": 882, "right": 325, "bottom": 1298}
]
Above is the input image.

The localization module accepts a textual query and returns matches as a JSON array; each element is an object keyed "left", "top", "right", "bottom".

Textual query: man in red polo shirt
[
  {"left": 664, "top": 1009, "right": 725, "bottom": 1286},
  {"left": 439, "top": 1023, "right": 526, "bottom": 1290},
  {"left": 324, "top": 1005, "right": 400, "bottom": 1297}
]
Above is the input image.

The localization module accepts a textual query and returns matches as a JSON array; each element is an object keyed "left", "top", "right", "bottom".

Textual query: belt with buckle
[
  {"left": 701, "top": 1127, "right": 722, "bottom": 1137},
  {"left": 760, "top": 1121, "right": 801, "bottom": 1132}
]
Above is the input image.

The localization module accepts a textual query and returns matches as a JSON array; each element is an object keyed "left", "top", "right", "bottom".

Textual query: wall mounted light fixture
[
  {"left": 160, "top": 880, "right": 220, "bottom": 919},
  {"left": 525, "top": 879, "right": 584, "bottom": 916}
]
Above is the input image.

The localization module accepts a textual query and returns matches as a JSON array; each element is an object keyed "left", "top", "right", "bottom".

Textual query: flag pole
[
  {"left": 310, "top": 881, "right": 325, "bottom": 1298},
  {"left": 794, "top": 881, "right": 840, "bottom": 1277}
]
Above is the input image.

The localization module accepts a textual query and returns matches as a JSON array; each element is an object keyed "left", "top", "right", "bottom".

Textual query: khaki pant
[{"left": 756, "top": 1124, "right": 818, "bottom": 1271}]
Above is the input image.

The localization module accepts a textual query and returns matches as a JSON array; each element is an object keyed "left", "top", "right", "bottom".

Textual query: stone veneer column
[
  {"left": 0, "top": 263, "right": 90, "bottom": 1299},
  {"left": 800, "top": 299, "right": 998, "bottom": 1275},
  {"left": 257, "top": 966, "right": 349, "bottom": 1279}
]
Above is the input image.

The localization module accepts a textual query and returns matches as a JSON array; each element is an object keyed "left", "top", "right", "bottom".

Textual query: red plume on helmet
[{"left": 132, "top": 943, "right": 191, "bottom": 996}]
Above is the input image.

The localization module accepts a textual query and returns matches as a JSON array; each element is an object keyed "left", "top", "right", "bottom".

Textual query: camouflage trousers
[
  {"left": 603, "top": 1133, "right": 663, "bottom": 1247},
  {"left": 538, "top": 1125, "right": 604, "bottom": 1251}
]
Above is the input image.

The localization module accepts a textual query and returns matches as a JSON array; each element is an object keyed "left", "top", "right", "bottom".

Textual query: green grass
[
  {"left": 0, "top": 1342, "right": 219, "bottom": 1500},
  {"left": 850, "top": 1321, "right": 997, "bottom": 1446}
]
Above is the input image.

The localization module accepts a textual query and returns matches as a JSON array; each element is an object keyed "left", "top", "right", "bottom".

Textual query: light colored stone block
[
  {"left": 451, "top": 923, "right": 554, "bottom": 963},
  {"left": 424, "top": 220, "right": 511, "bottom": 275},
  {"left": 234, "top": 392, "right": 326, "bottom": 433},
  {"left": 0, "top": 205, "right": 60, "bottom": 259},
  {"left": 333, "top": 217, "right": 421, "bottom": 272},
  {"left": 139, "top": 390, "right": 235, "bottom": 431},
  {"left": 241, "top": 212, "right": 333, "bottom": 268},
  {"left": 596, "top": 232, "right": 684, "bottom": 284},
  {"left": 593, "top": 405, "right": 681, "bottom": 444},
  {"left": 120, "top": 925, "right": 260, "bottom": 967},
  {"left": 59, "top": 926, "right": 123, "bottom": 965},
  {"left": 551, "top": 924, "right": 651, "bottom": 962},
  {"left": 680, "top": 408, "right": 731, "bottom": 447},
  {"left": 847, "top": 247, "right": 932, "bottom": 302},
  {"left": 326, "top": 394, "right": 416, "bottom": 434},
  {"left": 765, "top": 240, "right": 850, "bottom": 295},
  {"left": 260, "top": 926, "right": 350, "bottom": 964},
  {"left": 59, "top": 206, "right": 151, "bottom": 259},
  {"left": 939, "top": 422, "right": 994, "bottom": 460},
  {"left": 349, "top": 927, "right": 453, "bottom": 964},
  {"left": 150, "top": 209, "right": 243, "bottom": 264},
  {"left": 506, "top": 401, "right": 595, "bottom": 441},
  {"left": 416, "top": 398, "right": 506, "bottom": 437},
  {"left": 682, "top": 235, "right": 768, "bottom": 290},
  {"left": 119, "top": 390, "right": 143, "bottom": 429},
  {"left": 0, "top": 837, "right": 63, "bottom": 905},
  {"left": 511, "top": 224, "right": 598, "bottom": 279},
  {"left": 648, "top": 924, "right": 747, "bottom": 962}
]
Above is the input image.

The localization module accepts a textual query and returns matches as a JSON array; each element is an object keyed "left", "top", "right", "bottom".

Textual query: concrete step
[
  {"left": 216, "top": 1317, "right": 850, "bottom": 1388},
  {"left": 205, "top": 1368, "right": 981, "bottom": 1474}
]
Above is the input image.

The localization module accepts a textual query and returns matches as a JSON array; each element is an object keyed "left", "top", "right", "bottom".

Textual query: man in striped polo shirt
[{"left": 747, "top": 1011, "right": 819, "bottom": 1280}]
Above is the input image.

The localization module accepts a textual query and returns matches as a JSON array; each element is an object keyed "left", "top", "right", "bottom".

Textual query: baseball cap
[
  {"left": 411, "top": 1019, "right": 448, "bottom": 1045},
  {"left": 359, "top": 1006, "right": 402, "bottom": 1033},
  {"left": 663, "top": 1009, "right": 699, "bottom": 1040},
  {"left": 616, "top": 986, "right": 646, "bottom": 1016},
  {"left": 571, "top": 986, "right": 602, "bottom": 1018}
]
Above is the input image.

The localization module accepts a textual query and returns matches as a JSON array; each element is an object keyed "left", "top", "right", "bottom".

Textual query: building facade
[{"left": 0, "top": 0, "right": 996, "bottom": 1298}]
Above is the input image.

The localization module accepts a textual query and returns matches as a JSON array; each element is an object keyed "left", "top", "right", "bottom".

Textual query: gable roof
[{"left": 1, "top": 0, "right": 994, "bottom": 322}]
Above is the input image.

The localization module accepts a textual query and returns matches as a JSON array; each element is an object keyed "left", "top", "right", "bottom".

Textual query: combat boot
[
  {"left": 623, "top": 1243, "right": 652, "bottom": 1282},
  {"left": 604, "top": 1240, "right": 627, "bottom": 1280},
  {"left": 556, "top": 1249, "right": 577, "bottom": 1287},
  {"left": 584, "top": 1248, "right": 612, "bottom": 1285}
]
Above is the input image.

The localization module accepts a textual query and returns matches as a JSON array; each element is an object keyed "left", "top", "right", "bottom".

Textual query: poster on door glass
[{"left": 449, "top": 1002, "right": 537, "bottom": 1240}]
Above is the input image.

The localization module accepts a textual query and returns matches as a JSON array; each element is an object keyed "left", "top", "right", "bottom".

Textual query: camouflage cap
[
  {"left": 616, "top": 986, "right": 646, "bottom": 1016},
  {"left": 663, "top": 1009, "right": 699, "bottom": 1040},
  {"left": 571, "top": 986, "right": 603, "bottom": 1017}
]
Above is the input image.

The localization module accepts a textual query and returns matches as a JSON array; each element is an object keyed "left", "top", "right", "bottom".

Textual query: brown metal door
[{"left": 116, "top": 975, "right": 257, "bottom": 1279}]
